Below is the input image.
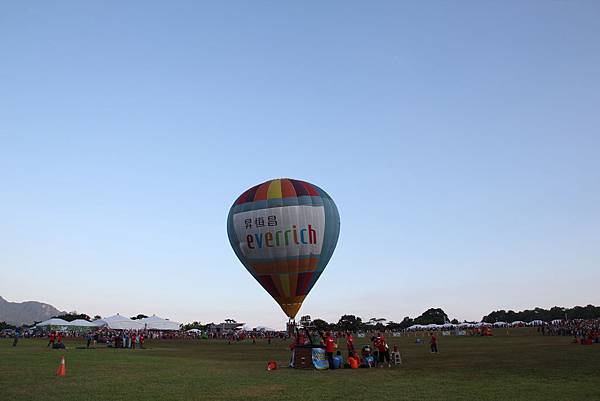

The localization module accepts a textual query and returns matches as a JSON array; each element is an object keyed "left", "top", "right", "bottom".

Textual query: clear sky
[{"left": 1, "top": 1, "right": 599, "bottom": 328}]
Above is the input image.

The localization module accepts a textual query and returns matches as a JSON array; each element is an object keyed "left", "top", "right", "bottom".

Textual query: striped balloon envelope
[{"left": 227, "top": 178, "right": 340, "bottom": 319}]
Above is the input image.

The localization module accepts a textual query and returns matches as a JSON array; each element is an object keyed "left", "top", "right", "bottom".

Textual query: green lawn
[{"left": 1, "top": 330, "right": 598, "bottom": 401}]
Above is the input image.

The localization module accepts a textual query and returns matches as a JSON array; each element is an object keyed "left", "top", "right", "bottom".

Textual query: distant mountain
[{"left": 0, "top": 296, "right": 64, "bottom": 326}]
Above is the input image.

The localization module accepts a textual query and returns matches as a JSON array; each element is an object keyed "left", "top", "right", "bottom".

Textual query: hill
[{"left": 0, "top": 296, "right": 64, "bottom": 326}]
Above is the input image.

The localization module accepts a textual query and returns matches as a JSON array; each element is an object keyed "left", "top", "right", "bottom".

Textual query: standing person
[
  {"left": 371, "top": 336, "right": 380, "bottom": 364},
  {"left": 131, "top": 333, "right": 136, "bottom": 349},
  {"left": 430, "top": 333, "right": 438, "bottom": 353},
  {"left": 12, "top": 329, "right": 20, "bottom": 347},
  {"left": 346, "top": 331, "right": 356, "bottom": 356},
  {"left": 375, "top": 332, "right": 390, "bottom": 367},
  {"left": 48, "top": 331, "right": 56, "bottom": 347},
  {"left": 57, "top": 332, "right": 63, "bottom": 345},
  {"left": 324, "top": 331, "right": 336, "bottom": 369},
  {"left": 140, "top": 334, "right": 145, "bottom": 349},
  {"left": 86, "top": 332, "right": 92, "bottom": 348}
]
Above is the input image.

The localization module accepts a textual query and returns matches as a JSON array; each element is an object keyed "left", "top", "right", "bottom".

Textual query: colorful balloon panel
[{"left": 227, "top": 178, "right": 340, "bottom": 319}]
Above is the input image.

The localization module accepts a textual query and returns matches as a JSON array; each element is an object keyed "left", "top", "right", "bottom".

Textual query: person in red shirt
[
  {"left": 375, "top": 333, "right": 390, "bottom": 367},
  {"left": 140, "top": 334, "right": 145, "bottom": 349},
  {"left": 48, "top": 332, "right": 55, "bottom": 347},
  {"left": 57, "top": 332, "right": 63, "bottom": 344},
  {"left": 324, "top": 331, "right": 336, "bottom": 369},
  {"left": 346, "top": 331, "right": 356, "bottom": 356},
  {"left": 131, "top": 333, "right": 137, "bottom": 349},
  {"left": 298, "top": 331, "right": 305, "bottom": 346},
  {"left": 430, "top": 333, "right": 438, "bottom": 353}
]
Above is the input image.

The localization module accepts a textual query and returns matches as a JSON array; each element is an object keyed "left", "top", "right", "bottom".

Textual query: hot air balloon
[{"left": 227, "top": 178, "right": 340, "bottom": 319}]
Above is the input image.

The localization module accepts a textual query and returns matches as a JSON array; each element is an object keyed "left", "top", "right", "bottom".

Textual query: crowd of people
[
  {"left": 291, "top": 330, "right": 404, "bottom": 369},
  {"left": 37, "top": 329, "right": 173, "bottom": 349},
  {"left": 539, "top": 319, "right": 600, "bottom": 344}
]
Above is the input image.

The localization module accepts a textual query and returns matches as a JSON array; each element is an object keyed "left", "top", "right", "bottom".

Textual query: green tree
[
  {"left": 0, "top": 321, "right": 16, "bottom": 330},
  {"left": 312, "top": 319, "right": 330, "bottom": 332},
  {"left": 54, "top": 312, "right": 91, "bottom": 322},
  {"left": 336, "top": 315, "right": 362, "bottom": 332},
  {"left": 413, "top": 308, "right": 448, "bottom": 325},
  {"left": 181, "top": 321, "right": 204, "bottom": 331}
]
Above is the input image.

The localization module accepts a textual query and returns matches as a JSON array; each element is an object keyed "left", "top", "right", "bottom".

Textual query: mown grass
[{"left": 0, "top": 329, "right": 598, "bottom": 401}]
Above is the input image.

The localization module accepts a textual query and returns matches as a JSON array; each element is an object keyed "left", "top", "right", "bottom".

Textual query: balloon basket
[{"left": 292, "top": 345, "right": 326, "bottom": 369}]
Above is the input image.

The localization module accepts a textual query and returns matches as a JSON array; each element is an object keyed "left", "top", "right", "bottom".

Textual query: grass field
[{"left": 1, "top": 329, "right": 598, "bottom": 401}]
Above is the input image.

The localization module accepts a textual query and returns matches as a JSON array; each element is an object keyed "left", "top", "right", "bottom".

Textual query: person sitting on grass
[
  {"left": 333, "top": 351, "right": 343, "bottom": 369},
  {"left": 360, "top": 345, "right": 375, "bottom": 368},
  {"left": 346, "top": 352, "right": 359, "bottom": 369}
]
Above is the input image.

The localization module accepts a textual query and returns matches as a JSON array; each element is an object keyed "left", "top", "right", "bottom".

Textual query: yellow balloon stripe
[
  {"left": 266, "top": 179, "right": 282, "bottom": 199},
  {"left": 279, "top": 274, "right": 291, "bottom": 298}
]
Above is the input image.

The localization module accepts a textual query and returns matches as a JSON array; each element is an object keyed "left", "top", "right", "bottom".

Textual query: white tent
[
  {"left": 96, "top": 314, "right": 145, "bottom": 330},
  {"left": 36, "top": 318, "right": 70, "bottom": 327},
  {"left": 511, "top": 321, "right": 526, "bottom": 326},
  {"left": 139, "top": 315, "right": 180, "bottom": 331},
  {"left": 527, "top": 320, "right": 544, "bottom": 326},
  {"left": 254, "top": 326, "right": 277, "bottom": 332},
  {"left": 186, "top": 328, "right": 202, "bottom": 333},
  {"left": 493, "top": 321, "right": 508, "bottom": 327},
  {"left": 69, "top": 319, "right": 102, "bottom": 327}
]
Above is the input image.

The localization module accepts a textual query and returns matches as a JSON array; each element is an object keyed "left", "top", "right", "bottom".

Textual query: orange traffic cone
[{"left": 56, "top": 355, "right": 66, "bottom": 377}]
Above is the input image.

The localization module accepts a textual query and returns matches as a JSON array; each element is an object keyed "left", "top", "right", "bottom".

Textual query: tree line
[
  {"left": 481, "top": 305, "right": 600, "bottom": 323},
  {"left": 3, "top": 305, "right": 600, "bottom": 331}
]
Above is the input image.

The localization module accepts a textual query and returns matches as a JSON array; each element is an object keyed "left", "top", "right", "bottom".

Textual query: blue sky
[{"left": 1, "top": 1, "right": 599, "bottom": 328}]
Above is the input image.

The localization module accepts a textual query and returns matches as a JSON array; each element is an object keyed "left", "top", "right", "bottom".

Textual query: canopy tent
[
  {"left": 139, "top": 315, "right": 181, "bottom": 331},
  {"left": 186, "top": 328, "right": 202, "bottom": 333},
  {"left": 493, "top": 321, "right": 508, "bottom": 327},
  {"left": 527, "top": 320, "right": 545, "bottom": 326},
  {"left": 510, "top": 321, "right": 526, "bottom": 326},
  {"left": 36, "top": 318, "right": 70, "bottom": 327},
  {"left": 254, "top": 326, "right": 277, "bottom": 332},
  {"left": 70, "top": 319, "right": 102, "bottom": 327},
  {"left": 96, "top": 314, "right": 145, "bottom": 330}
]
